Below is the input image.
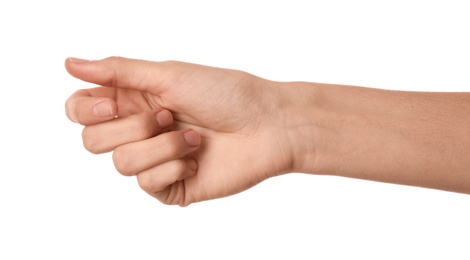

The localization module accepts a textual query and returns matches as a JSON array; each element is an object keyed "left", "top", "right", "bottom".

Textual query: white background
[{"left": 1, "top": 1, "right": 469, "bottom": 259}]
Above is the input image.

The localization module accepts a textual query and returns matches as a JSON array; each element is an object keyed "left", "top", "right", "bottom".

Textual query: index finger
[
  {"left": 65, "top": 87, "right": 117, "bottom": 125},
  {"left": 64, "top": 56, "right": 174, "bottom": 94}
]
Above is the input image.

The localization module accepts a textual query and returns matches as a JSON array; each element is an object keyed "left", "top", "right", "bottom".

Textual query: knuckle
[
  {"left": 81, "top": 128, "right": 101, "bottom": 154},
  {"left": 161, "top": 60, "right": 179, "bottom": 67},
  {"left": 112, "top": 147, "right": 134, "bottom": 176},
  {"left": 103, "top": 56, "right": 124, "bottom": 63},
  {"left": 162, "top": 133, "right": 183, "bottom": 156},
  {"left": 102, "top": 56, "right": 124, "bottom": 87},
  {"left": 123, "top": 112, "right": 157, "bottom": 141},
  {"left": 137, "top": 174, "right": 154, "bottom": 193},
  {"left": 165, "top": 141, "right": 179, "bottom": 157},
  {"left": 160, "top": 60, "right": 185, "bottom": 77},
  {"left": 171, "top": 160, "right": 187, "bottom": 176},
  {"left": 133, "top": 115, "right": 157, "bottom": 138}
]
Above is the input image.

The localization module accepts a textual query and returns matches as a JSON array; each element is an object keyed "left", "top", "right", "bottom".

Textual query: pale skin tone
[{"left": 65, "top": 56, "right": 470, "bottom": 206}]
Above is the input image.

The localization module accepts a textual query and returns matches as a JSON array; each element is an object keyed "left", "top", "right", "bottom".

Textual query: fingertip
[
  {"left": 64, "top": 56, "right": 115, "bottom": 86},
  {"left": 187, "top": 159, "right": 198, "bottom": 173},
  {"left": 183, "top": 130, "right": 201, "bottom": 147},
  {"left": 155, "top": 109, "right": 173, "bottom": 129},
  {"left": 64, "top": 57, "right": 89, "bottom": 74}
]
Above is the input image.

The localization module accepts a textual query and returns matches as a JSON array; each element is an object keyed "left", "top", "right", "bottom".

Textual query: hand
[{"left": 65, "top": 57, "right": 296, "bottom": 206}]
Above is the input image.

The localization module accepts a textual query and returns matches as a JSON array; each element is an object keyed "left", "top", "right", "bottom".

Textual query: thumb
[{"left": 64, "top": 56, "right": 172, "bottom": 94}]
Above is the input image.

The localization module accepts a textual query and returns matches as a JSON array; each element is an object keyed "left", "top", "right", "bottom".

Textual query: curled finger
[
  {"left": 136, "top": 159, "right": 198, "bottom": 199},
  {"left": 113, "top": 129, "right": 201, "bottom": 176},
  {"left": 82, "top": 109, "right": 173, "bottom": 154}
]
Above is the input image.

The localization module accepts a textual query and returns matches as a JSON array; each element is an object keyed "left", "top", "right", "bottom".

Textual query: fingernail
[
  {"left": 92, "top": 100, "right": 114, "bottom": 118},
  {"left": 187, "top": 159, "right": 198, "bottom": 172},
  {"left": 156, "top": 110, "right": 173, "bottom": 129},
  {"left": 68, "top": 57, "right": 90, "bottom": 64},
  {"left": 183, "top": 130, "right": 201, "bottom": 147}
]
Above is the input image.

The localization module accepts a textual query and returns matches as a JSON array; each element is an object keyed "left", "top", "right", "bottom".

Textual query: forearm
[{"left": 282, "top": 82, "right": 470, "bottom": 193}]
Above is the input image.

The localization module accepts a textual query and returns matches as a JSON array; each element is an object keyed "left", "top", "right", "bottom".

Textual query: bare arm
[{"left": 282, "top": 82, "right": 470, "bottom": 193}]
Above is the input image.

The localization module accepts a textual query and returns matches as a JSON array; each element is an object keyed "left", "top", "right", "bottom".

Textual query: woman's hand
[{"left": 65, "top": 57, "right": 297, "bottom": 206}]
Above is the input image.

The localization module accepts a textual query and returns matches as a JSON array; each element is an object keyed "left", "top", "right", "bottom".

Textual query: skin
[{"left": 65, "top": 56, "right": 470, "bottom": 206}]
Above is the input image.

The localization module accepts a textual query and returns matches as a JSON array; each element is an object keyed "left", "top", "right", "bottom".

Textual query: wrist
[
  {"left": 267, "top": 81, "right": 325, "bottom": 174},
  {"left": 271, "top": 81, "right": 365, "bottom": 175},
  {"left": 270, "top": 81, "right": 470, "bottom": 193}
]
